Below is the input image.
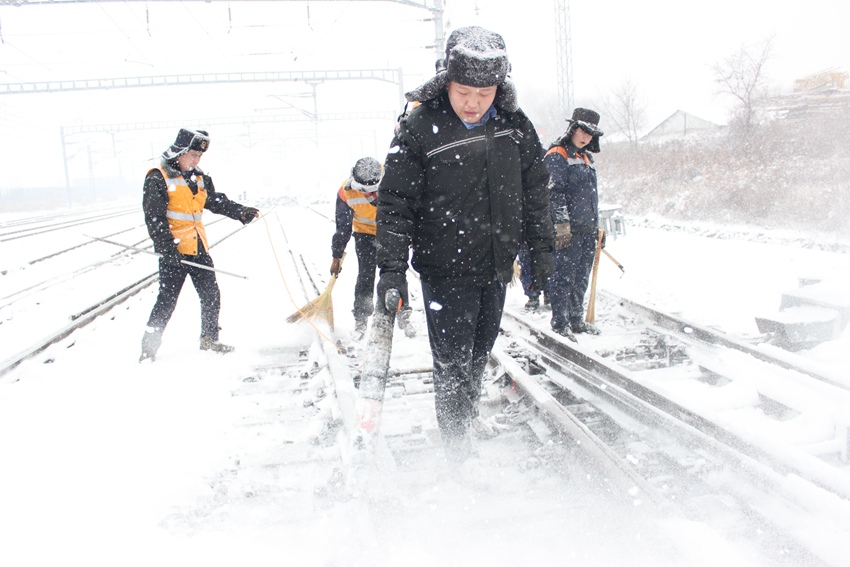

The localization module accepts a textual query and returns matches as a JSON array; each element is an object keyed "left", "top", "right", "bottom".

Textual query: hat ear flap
[
  {"left": 494, "top": 78, "right": 518, "bottom": 113},
  {"left": 405, "top": 71, "right": 449, "bottom": 103}
]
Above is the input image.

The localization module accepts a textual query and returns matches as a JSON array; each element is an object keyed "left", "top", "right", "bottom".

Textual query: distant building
[
  {"left": 793, "top": 69, "right": 848, "bottom": 94},
  {"left": 640, "top": 110, "right": 720, "bottom": 142},
  {"left": 770, "top": 69, "right": 850, "bottom": 119}
]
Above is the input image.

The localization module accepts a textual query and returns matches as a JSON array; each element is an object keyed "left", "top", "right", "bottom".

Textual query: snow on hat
[
  {"left": 350, "top": 157, "right": 383, "bottom": 193},
  {"left": 404, "top": 26, "right": 518, "bottom": 112},
  {"left": 568, "top": 108, "right": 604, "bottom": 137},
  {"left": 163, "top": 128, "right": 210, "bottom": 160},
  {"left": 444, "top": 26, "right": 511, "bottom": 88},
  {"left": 556, "top": 108, "right": 604, "bottom": 153}
]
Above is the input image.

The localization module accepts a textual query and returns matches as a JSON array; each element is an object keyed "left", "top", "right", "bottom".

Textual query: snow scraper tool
[{"left": 351, "top": 288, "right": 401, "bottom": 456}]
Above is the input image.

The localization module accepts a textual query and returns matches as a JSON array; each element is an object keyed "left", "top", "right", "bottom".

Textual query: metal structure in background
[
  {"left": 0, "top": 0, "right": 446, "bottom": 56},
  {"left": 553, "top": 0, "right": 574, "bottom": 118},
  {"left": 0, "top": 68, "right": 404, "bottom": 101},
  {"left": 0, "top": 0, "right": 446, "bottom": 205},
  {"left": 59, "top": 110, "right": 397, "bottom": 206}
]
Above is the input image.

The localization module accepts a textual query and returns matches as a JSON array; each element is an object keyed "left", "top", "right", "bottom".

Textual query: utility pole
[
  {"left": 431, "top": 0, "right": 445, "bottom": 56},
  {"left": 554, "top": 0, "right": 574, "bottom": 117}
]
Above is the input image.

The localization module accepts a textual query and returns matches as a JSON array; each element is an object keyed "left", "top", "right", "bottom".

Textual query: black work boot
[
  {"left": 199, "top": 336, "right": 235, "bottom": 354},
  {"left": 524, "top": 295, "right": 540, "bottom": 311},
  {"left": 571, "top": 321, "right": 601, "bottom": 335},
  {"left": 552, "top": 325, "right": 577, "bottom": 343},
  {"left": 139, "top": 328, "right": 163, "bottom": 362}
]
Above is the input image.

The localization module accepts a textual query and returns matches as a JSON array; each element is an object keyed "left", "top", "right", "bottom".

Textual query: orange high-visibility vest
[
  {"left": 153, "top": 167, "right": 210, "bottom": 255},
  {"left": 546, "top": 145, "right": 592, "bottom": 166},
  {"left": 338, "top": 180, "right": 377, "bottom": 235}
]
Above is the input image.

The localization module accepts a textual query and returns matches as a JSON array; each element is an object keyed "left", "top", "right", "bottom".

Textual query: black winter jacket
[
  {"left": 142, "top": 159, "right": 250, "bottom": 256},
  {"left": 376, "top": 93, "right": 554, "bottom": 287}
]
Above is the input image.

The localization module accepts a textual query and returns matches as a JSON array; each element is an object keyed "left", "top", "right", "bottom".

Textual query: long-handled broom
[
  {"left": 585, "top": 228, "right": 605, "bottom": 324},
  {"left": 286, "top": 253, "right": 345, "bottom": 329}
]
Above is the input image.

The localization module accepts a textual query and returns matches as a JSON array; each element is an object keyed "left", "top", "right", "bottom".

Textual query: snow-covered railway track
[
  {"left": 497, "top": 303, "right": 850, "bottom": 566},
  {"left": 238, "top": 221, "right": 641, "bottom": 558},
  {"left": 0, "top": 222, "right": 251, "bottom": 378},
  {"left": 0, "top": 204, "right": 139, "bottom": 243}
]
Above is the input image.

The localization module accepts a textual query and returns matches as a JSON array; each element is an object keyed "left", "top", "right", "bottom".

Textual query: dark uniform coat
[{"left": 376, "top": 92, "right": 554, "bottom": 287}]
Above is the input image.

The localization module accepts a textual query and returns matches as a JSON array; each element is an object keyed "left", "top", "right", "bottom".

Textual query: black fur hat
[
  {"left": 163, "top": 128, "right": 210, "bottom": 160},
  {"left": 555, "top": 108, "right": 604, "bottom": 153},
  {"left": 568, "top": 108, "right": 604, "bottom": 137},
  {"left": 405, "top": 26, "right": 518, "bottom": 112},
  {"left": 443, "top": 26, "right": 510, "bottom": 87}
]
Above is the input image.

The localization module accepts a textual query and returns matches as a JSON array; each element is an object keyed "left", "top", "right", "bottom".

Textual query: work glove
[
  {"left": 599, "top": 229, "right": 607, "bottom": 249},
  {"left": 240, "top": 207, "right": 260, "bottom": 225},
  {"left": 375, "top": 271, "right": 408, "bottom": 315},
  {"left": 160, "top": 248, "right": 183, "bottom": 269},
  {"left": 554, "top": 223, "right": 572, "bottom": 250},
  {"left": 330, "top": 257, "right": 342, "bottom": 277}
]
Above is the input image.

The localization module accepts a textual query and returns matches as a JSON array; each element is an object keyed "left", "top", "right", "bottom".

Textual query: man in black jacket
[
  {"left": 139, "top": 128, "right": 258, "bottom": 362},
  {"left": 373, "top": 26, "right": 554, "bottom": 465}
]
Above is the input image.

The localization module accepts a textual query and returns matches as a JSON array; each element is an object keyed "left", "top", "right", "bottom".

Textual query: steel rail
[
  {"left": 601, "top": 289, "right": 848, "bottom": 390},
  {"left": 0, "top": 222, "right": 253, "bottom": 379},
  {"left": 499, "top": 311, "right": 847, "bottom": 565},
  {"left": 503, "top": 308, "right": 850, "bottom": 502}
]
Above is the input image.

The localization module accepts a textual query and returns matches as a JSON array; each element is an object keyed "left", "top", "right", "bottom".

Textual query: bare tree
[
  {"left": 599, "top": 78, "right": 646, "bottom": 144},
  {"left": 712, "top": 37, "right": 774, "bottom": 134}
]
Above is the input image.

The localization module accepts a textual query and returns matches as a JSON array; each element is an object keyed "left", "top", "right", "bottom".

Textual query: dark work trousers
[
  {"left": 517, "top": 242, "right": 546, "bottom": 299},
  {"left": 549, "top": 230, "right": 597, "bottom": 332},
  {"left": 420, "top": 278, "right": 507, "bottom": 442},
  {"left": 146, "top": 247, "right": 222, "bottom": 340},
  {"left": 352, "top": 232, "right": 377, "bottom": 322}
]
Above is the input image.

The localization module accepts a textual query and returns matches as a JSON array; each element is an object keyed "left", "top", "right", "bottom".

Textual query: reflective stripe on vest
[
  {"left": 154, "top": 167, "right": 210, "bottom": 255},
  {"left": 546, "top": 145, "right": 593, "bottom": 168},
  {"left": 165, "top": 210, "right": 203, "bottom": 222},
  {"left": 338, "top": 182, "right": 377, "bottom": 235}
]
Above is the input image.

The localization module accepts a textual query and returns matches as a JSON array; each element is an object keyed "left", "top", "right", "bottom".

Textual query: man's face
[
  {"left": 176, "top": 150, "right": 204, "bottom": 172},
  {"left": 571, "top": 127, "right": 593, "bottom": 149},
  {"left": 447, "top": 81, "right": 498, "bottom": 123}
]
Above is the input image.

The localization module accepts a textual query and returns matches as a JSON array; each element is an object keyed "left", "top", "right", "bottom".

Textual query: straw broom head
[
  {"left": 285, "top": 275, "right": 338, "bottom": 328},
  {"left": 286, "top": 254, "right": 345, "bottom": 329},
  {"left": 509, "top": 259, "right": 521, "bottom": 288}
]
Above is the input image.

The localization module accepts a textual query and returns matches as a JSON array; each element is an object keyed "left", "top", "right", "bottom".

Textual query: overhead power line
[{"left": 0, "top": 0, "right": 446, "bottom": 55}]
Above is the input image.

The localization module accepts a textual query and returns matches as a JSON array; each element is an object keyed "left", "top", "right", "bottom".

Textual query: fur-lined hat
[
  {"left": 405, "top": 26, "right": 518, "bottom": 112},
  {"left": 554, "top": 108, "right": 604, "bottom": 153},
  {"left": 162, "top": 128, "right": 210, "bottom": 160}
]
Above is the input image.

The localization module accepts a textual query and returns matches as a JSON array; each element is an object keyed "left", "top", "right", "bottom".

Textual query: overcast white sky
[{"left": 1, "top": 0, "right": 848, "bottom": 195}]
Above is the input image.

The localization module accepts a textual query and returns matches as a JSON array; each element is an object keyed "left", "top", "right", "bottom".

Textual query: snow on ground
[{"left": 1, "top": 203, "right": 849, "bottom": 566}]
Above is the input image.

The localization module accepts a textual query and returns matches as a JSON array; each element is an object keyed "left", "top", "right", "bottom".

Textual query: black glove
[
  {"left": 240, "top": 207, "right": 260, "bottom": 225},
  {"left": 375, "top": 271, "right": 408, "bottom": 314},
  {"left": 160, "top": 248, "right": 183, "bottom": 269},
  {"left": 600, "top": 230, "right": 607, "bottom": 249}
]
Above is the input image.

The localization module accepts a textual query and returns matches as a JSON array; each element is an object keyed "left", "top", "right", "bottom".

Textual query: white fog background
[
  {"left": 1, "top": 0, "right": 849, "bottom": 206},
  {"left": 2, "top": 2, "right": 850, "bottom": 566}
]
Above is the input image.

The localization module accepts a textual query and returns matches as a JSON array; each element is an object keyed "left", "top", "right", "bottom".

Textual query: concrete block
[
  {"left": 779, "top": 282, "right": 850, "bottom": 328},
  {"left": 756, "top": 306, "right": 842, "bottom": 347}
]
